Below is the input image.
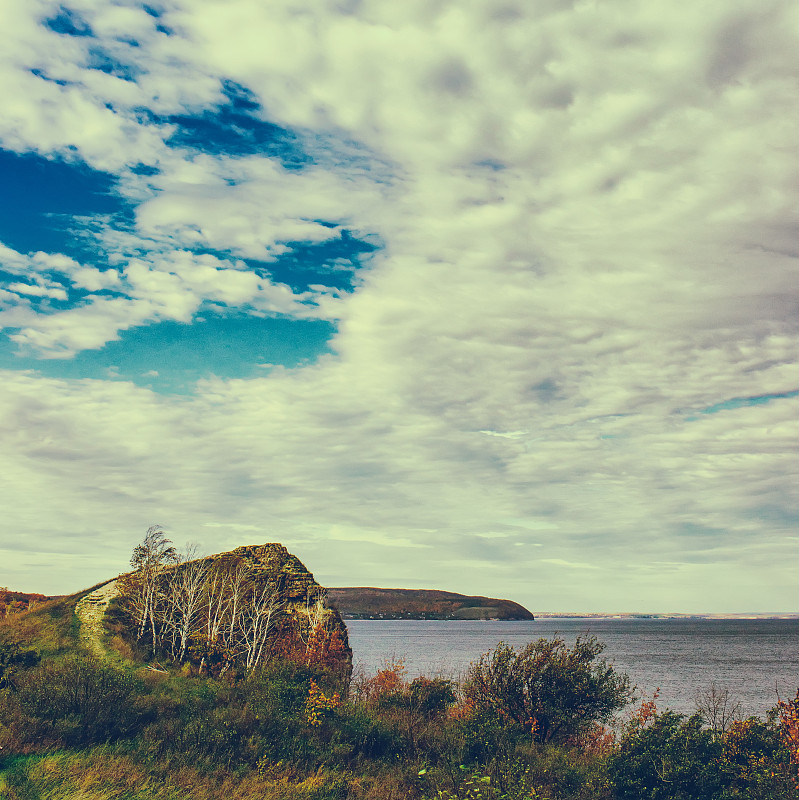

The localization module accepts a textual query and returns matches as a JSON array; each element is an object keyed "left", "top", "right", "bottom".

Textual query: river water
[{"left": 345, "top": 618, "right": 799, "bottom": 717}]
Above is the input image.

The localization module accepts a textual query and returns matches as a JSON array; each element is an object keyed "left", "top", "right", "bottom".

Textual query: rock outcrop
[
  {"left": 204, "top": 543, "right": 351, "bottom": 664},
  {"left": 111, "top": 542, "right": 351, "bottom": 678},
  {"left": 210, "top": 543, "right": 323, "bottom": 603}
]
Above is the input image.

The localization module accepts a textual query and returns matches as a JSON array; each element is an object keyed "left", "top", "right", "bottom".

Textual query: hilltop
[
  {"left": 0, "top": 539, "right": 351, "bottom": 679},
  {"left": 328, "top": 587, "right": 535, "bottom": 620}
]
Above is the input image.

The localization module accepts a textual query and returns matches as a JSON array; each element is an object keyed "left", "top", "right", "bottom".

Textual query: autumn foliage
[
  {"left": 0, "top": 588, "right": 47, "bottom": 617},
  {"left": 304, "top": 679, "right": 341, "bottom": 726},
  {"left": 776, "top": 687, "right": 799, "bottom": 782}
]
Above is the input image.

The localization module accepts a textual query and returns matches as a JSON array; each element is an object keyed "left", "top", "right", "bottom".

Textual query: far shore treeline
[{"left": 1, "top": 531, "right": 798, "bottom": 799}]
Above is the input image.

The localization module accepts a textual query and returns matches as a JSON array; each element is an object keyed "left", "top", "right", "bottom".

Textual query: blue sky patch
[
  {"left": 254, "top": 229, "right": 379, "bottom": 291},
  {"left": 87, "top": 47, "right": 140, "bottom": 81},
  {"left": 697, "top": 389, "right": 799, "bottom": 415},
  {"left": 165, "top": 97, "right": 310, "bottom": 167},
  {"left": 130, "top": 163, "right": 160, "bottom": 176},
  {"left": 43, "top": 6, "right": 94, "bottom": 37},
  {"left": 30, "top": 68, "right": 70, "bottom": 86},
  {"left": 0, "top": 314, "right": 336, "bottom": 393},
  {"left": 0, "top": 149, "right": 125, "bottom": 257},
  {"left": 187, "top": 230, "right": 380, "bottom": 293}
]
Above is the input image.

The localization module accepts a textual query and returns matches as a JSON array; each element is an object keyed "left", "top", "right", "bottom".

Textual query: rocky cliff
[
  {"left": 206, "top": 543, "right": 325, "bottom": 603},
  {"left": 111, "top": 542, "right": 352, "bottom": 678},
  {"left": 205, "top": 543, "right": 351, "bottom": 663}
]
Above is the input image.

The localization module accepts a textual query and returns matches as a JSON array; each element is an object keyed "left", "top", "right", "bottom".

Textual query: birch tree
[
  {"left": 298, "top": 587, "right": 329, "bottom": 663},
  {"left": 123, "top": 525, "right": 177, "bottom": 651},
  {"left": 240, "top": 579, "right": 284, "bottom": 672},
  {"left": 203, "top": 563, "right": 233, "bottom": 646},
  {"left": 162, "top": 546, "right": 209, "bottom": 662}
]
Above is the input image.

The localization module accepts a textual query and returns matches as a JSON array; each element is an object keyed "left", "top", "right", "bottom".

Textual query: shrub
[
  {"left": 609, "top": 711, "right": 722, "bottom": 800},
  {"left": 3, "top": 654, "right": 145, "bottom": 748},
  {"left": 718, "top": 716, "right": 795, "bottom": 799},
  {"left": 354, "top": 657, "right": 407, "bottom": 707},
  {"left": 0, "top": 638, "right": 40, "bottom": 689},
  {"left": 463, "top": 636, "right": 633, "bottom": 744},
  {"left": 330, "top": 703, "right": 407, "bottom": 762},
  {"left": 408, "top": 677, "right": 456, "bottom": 717},
  {"left": 305, "top": 680, "right": 341, "bottom": 727}
]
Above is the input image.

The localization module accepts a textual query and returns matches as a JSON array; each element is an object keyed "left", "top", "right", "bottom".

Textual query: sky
[{"left": 2, "top": 0, "right": 799, "bottom": 612}]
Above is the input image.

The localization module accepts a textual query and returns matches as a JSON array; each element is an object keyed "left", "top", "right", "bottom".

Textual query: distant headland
[{"left": 327, "top": 587, "right": 535, "bottom": 620}]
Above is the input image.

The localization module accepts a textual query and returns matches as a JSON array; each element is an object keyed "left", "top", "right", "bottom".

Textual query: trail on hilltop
[{"left": 74, "top": 579, "right": 118, "bottom": 658}]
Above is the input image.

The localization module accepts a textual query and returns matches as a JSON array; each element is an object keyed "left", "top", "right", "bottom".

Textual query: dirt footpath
[{"left": 75, "top": 579, "right": 118, "bottom": 658}]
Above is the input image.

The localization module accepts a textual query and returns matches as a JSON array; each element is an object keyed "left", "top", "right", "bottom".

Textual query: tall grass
[
  {"left": 0, "top": 582, "right": 109, "bottom": 659},
  {"left": 0, "top": 749, "right": 356, "bottom": 800}
]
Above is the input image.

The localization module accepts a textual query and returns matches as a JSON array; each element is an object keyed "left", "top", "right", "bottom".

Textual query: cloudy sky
[{"left": 2, "top": 0, "right": 799, "bottom": 612}]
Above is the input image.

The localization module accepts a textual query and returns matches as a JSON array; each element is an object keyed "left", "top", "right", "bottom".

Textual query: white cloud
[
  {"left": 0, "top": 239, "right": 341, "bottom": 356},
  {"left": 2, "top": 0, "right": 799, "bottom": 611},
  {"left": 133, "top": 154, "right": 385, "bottom": 261}
]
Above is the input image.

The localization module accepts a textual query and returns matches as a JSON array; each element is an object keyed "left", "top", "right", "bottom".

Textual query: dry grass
[
  {"left": 0, "top": 582, "right": 109, "bottom": 658},
  {"left": 0, "top": 749, "right": 364, "bottom": 800}
]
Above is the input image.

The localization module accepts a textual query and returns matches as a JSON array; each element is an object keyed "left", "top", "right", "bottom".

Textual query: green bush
[
  {"left": 0, "top": 638, "right": 40, "bottom": 689},
  {"left": 330, "top": 703, "right": 406, "bottom": 762},
  {"left": 464, "top": 636, "right": 633, "bottom": 745},
  {"left": 3, "top": 655, "right": 145, "bottom": 748},
  {"left": 609, "top": 712, "right": 722, "bottom": 800},
  {"left": 458, "top": 706, "right": 522, "bottom": 764},
  {"left": 408, "top": 677, "right": 457, "bottom": 717}
]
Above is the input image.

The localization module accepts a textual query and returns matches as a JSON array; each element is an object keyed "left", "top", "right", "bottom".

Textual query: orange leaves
[
  {"left": 304, "top": 625, "right": 348, "bottom": 670},
  {"left": 357, "top": 657, "right": 407, "bottom": 704},
  {"left": 631, "top": 688, "right": 660, "bottom": 728},
  {"left": 776, "top": 687, "right": 799, "bottom": 776},
  {"left": 371, "top": 659, "right": 406, "bottom": 696},
  {"left": 447, "top": 696, "right": 477, "bottom": 721},
  {"left": 575, "top": 722, "right": 617, "bottom": 757}
]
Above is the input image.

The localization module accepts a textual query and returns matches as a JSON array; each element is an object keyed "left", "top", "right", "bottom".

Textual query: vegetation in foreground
[
  {"left": 1, "top": 627, "right": 797, "bottom": 799},
  {"left": 0, "top": 533, "right": 797, "bottom": 799}
]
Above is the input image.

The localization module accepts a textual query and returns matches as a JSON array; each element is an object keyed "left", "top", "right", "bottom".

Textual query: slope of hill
[
  {"left": 0, "top": 589, "right": 52, "bottom": 616},
  {"left": 328, "top": 587, "right": 535, "bottom": 620},
  {"left": 0, "top": 543, "right": 351, "bottom": 676}
]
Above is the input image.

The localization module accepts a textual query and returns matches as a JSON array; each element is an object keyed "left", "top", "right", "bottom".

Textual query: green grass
[
  {"left": 0, "top": 582, "right": 107, "bottom": 659},
  {"left": 0, "top": 748, "right": 357, "bottom": 800}
]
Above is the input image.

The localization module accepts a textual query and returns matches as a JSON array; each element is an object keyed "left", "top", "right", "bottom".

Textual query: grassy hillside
[
  {"left": 0, "top": 589, "right": 54, "bottom": 617},
  {"left": 327, "top": 587, "right": 535, "bottom": 620},
  {"left": 0, "top": 583, "right": 106, "bottom": 659},
  {"left": 1, "top": 573, "right": 796, "bottom": 799}
]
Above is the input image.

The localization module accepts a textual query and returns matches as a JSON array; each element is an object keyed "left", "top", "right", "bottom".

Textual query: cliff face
[
  {"left": 327, "top": 587, "right": 535, "bottom": 620},
  {"left": 217, "top": 543, "right": 350, "bottom": 657},
  {"left": 211, "top": 543, "right": 324, "bottom": 603},
  {"left": 205, "top": 543, "right": 352, "bottom": 672},
  {"left": 113, "top": 542, "right": 352, "bottom": 678}
]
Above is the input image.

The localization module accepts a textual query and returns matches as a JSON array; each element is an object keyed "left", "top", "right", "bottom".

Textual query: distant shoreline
[
  {"left": 346, "top": 612, "right": 799, "bottom": 620},
  {"left": 532, "top": 612, "right": 799, "bottom": 620}
]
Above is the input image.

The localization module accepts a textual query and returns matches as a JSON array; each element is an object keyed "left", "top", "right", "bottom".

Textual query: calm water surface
[{"left": 345, "top": 618, "right": 799, "bottom": 717}]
